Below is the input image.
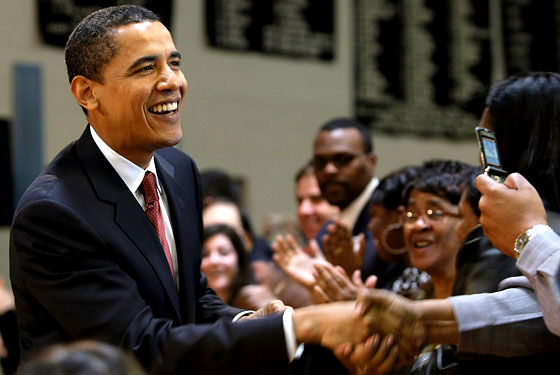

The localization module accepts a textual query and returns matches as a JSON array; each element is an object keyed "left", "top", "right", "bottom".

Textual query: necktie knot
[{"left": 141, "top": 171, "right": 158, "bottom": 205}]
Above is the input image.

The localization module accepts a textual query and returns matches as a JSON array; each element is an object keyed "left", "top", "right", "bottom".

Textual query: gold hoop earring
[{"left": 381, "top": 223, "right": 407, "bottom": 255}]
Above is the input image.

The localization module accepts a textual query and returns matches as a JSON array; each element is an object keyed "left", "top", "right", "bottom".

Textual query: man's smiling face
[{"left": 88, "top": 21, "right": 187, "bottom": 167}]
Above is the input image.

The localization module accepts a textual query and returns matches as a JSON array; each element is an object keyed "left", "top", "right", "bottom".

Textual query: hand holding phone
[{"left": 475, "top": 127, "right": 508, "bottom": 183}]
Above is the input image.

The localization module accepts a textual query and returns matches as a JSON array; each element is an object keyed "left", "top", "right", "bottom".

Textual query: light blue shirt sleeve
[
  {"left": 448, "top": 275, "right": 560, "bottom": 356},
  {"left": 516, "top": 230, "right": 560, "bottom": 336}
]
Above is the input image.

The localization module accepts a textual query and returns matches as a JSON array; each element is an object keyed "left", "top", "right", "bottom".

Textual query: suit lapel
[
  {"left": 155, "top": 154, "right": 199, "bottom": 323},
  {"left": 75, "top": 127, "right": 181, "bottom": 320}
]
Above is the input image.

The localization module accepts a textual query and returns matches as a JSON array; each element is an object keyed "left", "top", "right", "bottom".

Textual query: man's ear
[
  {"left": 367, "top": 152, "right": 377, "bottom": 169},
  {"left": 70, "top": 76, "right": 99, "bottom": 111}
]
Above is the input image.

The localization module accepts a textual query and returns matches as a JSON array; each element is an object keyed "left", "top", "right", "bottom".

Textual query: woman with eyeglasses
[
  {"left": 368, "top": 165, "right": 433, "bottom": 300},
  {"left": 401, "top": 160, "right": 475, "bottom": 300}
]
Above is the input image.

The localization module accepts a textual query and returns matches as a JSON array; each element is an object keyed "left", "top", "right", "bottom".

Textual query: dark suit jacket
[{"left": 10, "top": 127, "right": 288, "bottom": 374}]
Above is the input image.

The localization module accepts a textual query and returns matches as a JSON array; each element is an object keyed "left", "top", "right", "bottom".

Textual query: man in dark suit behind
[
  {"left": 312, "top": 119, "right": 403, "bottom": 289},
  {"left": 9, "top": 6, "right": 374, "bottom": 374}
]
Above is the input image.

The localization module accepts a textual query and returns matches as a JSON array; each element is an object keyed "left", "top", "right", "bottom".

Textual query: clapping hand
[
  {"left": 322, "top": 219, "right": 365, "bottom": 276},
  {"left": 272, "top": 234, "right": 326, "bottom": 289},
  {"left": 312, "top": 262, "right": 377, "bottom": 303}
]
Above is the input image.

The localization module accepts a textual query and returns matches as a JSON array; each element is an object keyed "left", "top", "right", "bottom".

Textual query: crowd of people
[{"left": 4, "top": 4, "right": 560, "bottom": 375}]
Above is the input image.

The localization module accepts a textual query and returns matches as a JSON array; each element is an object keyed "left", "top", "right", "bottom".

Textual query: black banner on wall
[
  {"left": 37, "top": 0, "right": 173, "bottom": 47},
  {"left": 354, "top": 0, "right": 560, "bottom": 139},
  {"left": 205, "top": 0, "right": 335, "bottom": 61}
]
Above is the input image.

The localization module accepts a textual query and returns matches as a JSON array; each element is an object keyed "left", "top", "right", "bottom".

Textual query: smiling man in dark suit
[{"left": 9, "top": 6, "right": 373, "bottom": 375}]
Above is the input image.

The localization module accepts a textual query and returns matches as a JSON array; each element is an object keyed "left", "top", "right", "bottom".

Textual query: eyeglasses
[
  {"left": 403, "top": 209, "right": 459, "bottom": 224},
  {"left": 313, "top": 153, "right": 363, "bottom": 170}
]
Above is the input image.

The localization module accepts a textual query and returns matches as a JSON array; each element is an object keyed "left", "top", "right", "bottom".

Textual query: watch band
[{"left": 513, "top": 224, "right": 552, "bottom": 258}]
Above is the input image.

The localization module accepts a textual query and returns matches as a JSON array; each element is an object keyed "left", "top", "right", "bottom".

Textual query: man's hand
[
  {"left": 292, "top": 301, "right": 372, "bottom": 350},
  {"left": 323, "top": 219, "right": 365, "bottom": 276},
  {"left": 237, "top": 299, "right": 287, "bottom": 321},
  {"left": 355, "top": 288, "right": 427, "bottom": 363},
  {"left": 475, "top": 173, "right": 547, "bottom": 257}
]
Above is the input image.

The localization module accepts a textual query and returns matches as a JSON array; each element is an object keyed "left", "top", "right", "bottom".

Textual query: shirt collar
[
  {"left": 89, "top": 126, "right": 160, "bottom": 195},
  {"left": 338, "top": 176, "right": 379, "bottom": 230}
]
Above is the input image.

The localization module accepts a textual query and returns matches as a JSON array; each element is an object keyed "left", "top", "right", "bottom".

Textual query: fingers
[
  {"left": 307, "top": 239, "right": 324, "bottom": 259},
  {"left": 352, "top": 269, "right": 364, "bottom": 288},
  {"left": 475, "top": 172, "right": 525, "bottom": 193},
  {"left": 357, "top": 233, "right": 366, "bottom": 258},
  {"left": 349, "top": 334, "right": 400, "bottom": 375},
  {"left": 368, "top": 335, "right": 396, "bottom": 372},
  {"left": 376, "top": 344, "right": 399, "bottom": 374},
  {"left": 314, "top": 263, "right": 340, "bottom": 299},
  {"left": 364, "top": 275, "right": 377, "bottom": 289},
  {"left": 503, "top": 172, "right": 528, "bottom": 190},
  {"left": 311, "top": 284, "right": 330, "bottom": 303},
  {"left": 264, "top": 299, "right": 287, "bottom": 315},
  {"left": 285, "top": 234, "right": 300, "bottom": 253},
  {"left": 354, "top": 289, "right": 372, "bottom": 318}
]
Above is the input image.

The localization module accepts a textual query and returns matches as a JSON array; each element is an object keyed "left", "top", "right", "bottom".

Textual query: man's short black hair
[
  {"left": 65, "top": 5, "right": 159, "bottom": 86},
  {"left": 319, "top": 118, "right": 373, "bottom": 153}
]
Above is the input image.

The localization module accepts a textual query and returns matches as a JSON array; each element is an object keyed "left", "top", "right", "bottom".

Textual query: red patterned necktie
[{"left": 140, "top": 171, "right": 174, "bottom": 276}]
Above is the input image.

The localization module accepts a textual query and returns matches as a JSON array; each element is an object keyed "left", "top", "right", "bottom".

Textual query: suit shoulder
[{"left": 15, "top": 142, "right": 81, "bottom": 210}]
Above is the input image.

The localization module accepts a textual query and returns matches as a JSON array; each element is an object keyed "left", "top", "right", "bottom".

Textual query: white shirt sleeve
[{"left": 282, "top": 307, "right": 297, "bottom": 361}]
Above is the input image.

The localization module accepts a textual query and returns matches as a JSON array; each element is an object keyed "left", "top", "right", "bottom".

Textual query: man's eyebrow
[
  {"left": 127, "top": 52, "right": 181, "bottom": 72},
  {"left": 127, "top": 55, "right": 157, "bottom": 72}
]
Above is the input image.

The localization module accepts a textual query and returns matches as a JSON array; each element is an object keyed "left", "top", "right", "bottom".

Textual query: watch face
[{"left": 514, "top": 232, "right": 530, "bottom": 257}]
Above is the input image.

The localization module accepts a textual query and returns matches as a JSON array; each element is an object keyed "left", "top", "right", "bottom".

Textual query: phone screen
[{"left": 481, "top": 137, "right": 501, "bottom": 167}]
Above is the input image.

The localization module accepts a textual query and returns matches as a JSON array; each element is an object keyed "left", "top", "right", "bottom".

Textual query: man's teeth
[
  {"left": 415, "top": 241, "right": 430, "bottom": 248},
  {"left": 150, "top": 101, "right": 178, "bottom": 113}
]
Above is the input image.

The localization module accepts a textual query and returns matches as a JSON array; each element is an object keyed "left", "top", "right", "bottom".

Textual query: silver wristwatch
[{"left": 513, "top": 224, "right": 553, "bottom": 258}]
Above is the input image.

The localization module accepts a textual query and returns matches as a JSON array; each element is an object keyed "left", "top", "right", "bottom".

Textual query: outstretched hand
[
  {"left": 237, "top": 299, "right": 288, "bottom": 321},
  {"left": 293, "top": 301, "right": 373, "bottom": 351},
  {"left": 355, "top": 288, "right": 427, "bottom": 363}
]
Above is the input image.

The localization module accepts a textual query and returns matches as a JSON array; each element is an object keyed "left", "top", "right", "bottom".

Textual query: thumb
[
  {"left": 474, "top": 173, "right": 496, "bottom": 193},
  {"left": 503, "top": 172, "right": 531, "bottom": 191}
]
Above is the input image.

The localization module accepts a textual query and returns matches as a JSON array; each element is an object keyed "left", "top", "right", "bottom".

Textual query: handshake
[{"left": 290, "top": 288, "right": 454, "bottom": 374}]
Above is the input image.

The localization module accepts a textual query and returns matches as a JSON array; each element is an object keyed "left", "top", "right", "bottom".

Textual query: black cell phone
[{"left": 475, "top": 126, "right": 508, "bottom": 183}]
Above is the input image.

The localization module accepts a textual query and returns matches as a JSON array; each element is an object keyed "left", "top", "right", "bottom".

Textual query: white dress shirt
[{"left": 90, "top": 126, "right": 178, "bottom": 287}]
